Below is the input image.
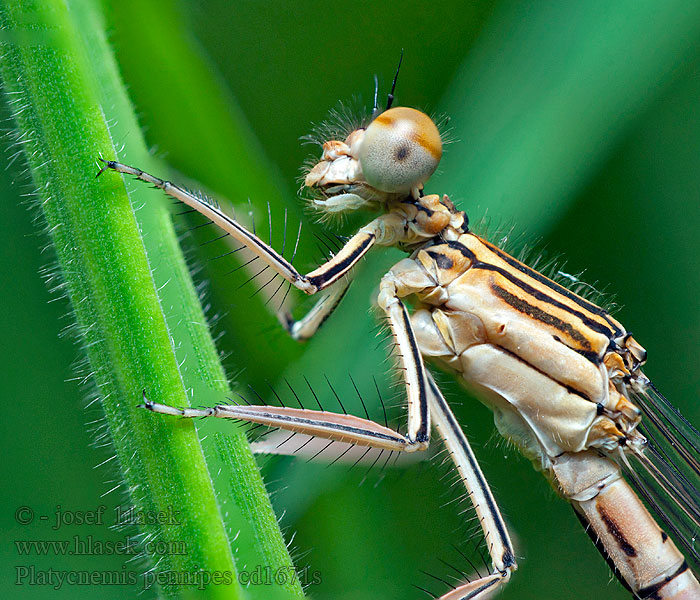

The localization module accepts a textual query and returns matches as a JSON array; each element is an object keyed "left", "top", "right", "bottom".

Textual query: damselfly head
[
  {"left": 360, "top": 107, "right": 442, "bottom": 193},
  {"left": 304, "top": 106, "right": 442, "bottom": 217}
]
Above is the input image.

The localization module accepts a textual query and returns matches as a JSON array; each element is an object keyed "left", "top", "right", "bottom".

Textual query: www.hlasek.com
[
  {"left": 15, "top": 565, "right": 322, "bottom": 590},
  {"left": 15, "top": 535, "right": 185, "bottom": 557}
]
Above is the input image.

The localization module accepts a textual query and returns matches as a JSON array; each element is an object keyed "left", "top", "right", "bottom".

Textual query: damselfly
[{"left": 99, "top": 67, "right": 700, "bottom": 599}]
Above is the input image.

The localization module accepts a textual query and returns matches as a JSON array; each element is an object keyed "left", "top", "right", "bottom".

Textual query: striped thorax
[{"left": 398, "top": 229, "right": 646, "bottom": 463}]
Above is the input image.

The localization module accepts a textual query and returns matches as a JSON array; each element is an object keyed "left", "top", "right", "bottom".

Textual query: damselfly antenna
[
  {"left": 373, "top": 74, "right": 380, "bottom": 115},
  {"left": 386, "top": 49, "right": 404, "bottom": 111}
]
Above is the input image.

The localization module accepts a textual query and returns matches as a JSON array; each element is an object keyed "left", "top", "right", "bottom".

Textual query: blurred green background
[{"left": 2, "top": 1, "right": 700, "bottom": 598}]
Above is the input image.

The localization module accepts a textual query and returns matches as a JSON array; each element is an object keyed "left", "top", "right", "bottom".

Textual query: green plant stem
[{"left": 0, "top": 1, "right": 302, "bottom": 598}]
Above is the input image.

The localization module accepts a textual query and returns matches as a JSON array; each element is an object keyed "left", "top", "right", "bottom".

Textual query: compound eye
[{"left": 358, "top": 107, "right": 442, "bottom": 194}]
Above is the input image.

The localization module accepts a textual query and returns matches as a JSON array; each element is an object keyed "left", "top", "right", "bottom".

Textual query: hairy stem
[{"left": 0, "top": 1, "right": 303, "bottom": 598}]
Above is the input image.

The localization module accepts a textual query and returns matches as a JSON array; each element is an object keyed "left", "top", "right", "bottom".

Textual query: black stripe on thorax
[
  {"left": 492, "top": 283, "right": 593, "bottom": 352},
  {"left": 480, "top": 238, "right": 623, "bottom": 337},
  {"left": 446, "top": 240, "right": 616, "bottom": 344}
]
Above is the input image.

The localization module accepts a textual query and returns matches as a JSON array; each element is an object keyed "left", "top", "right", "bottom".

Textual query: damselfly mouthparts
[{"left": 99, "top": 71, "right": 700, "bottom": 599}]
